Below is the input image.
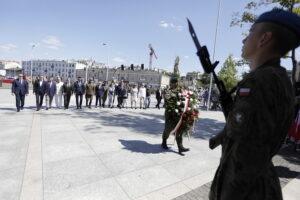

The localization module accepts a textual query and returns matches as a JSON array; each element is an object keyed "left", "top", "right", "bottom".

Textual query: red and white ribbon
[{"left": 170, "top": 89, "right": 189, "bottom": 138}]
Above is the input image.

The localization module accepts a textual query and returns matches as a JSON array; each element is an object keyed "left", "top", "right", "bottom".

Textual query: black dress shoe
[
  {"left": 21, "top": 107, "right": 24, "bottom": 110},
  {"left": 17, "top": 109, "right": 20, "bottom": 112},
  {"left": 46, "top": 108, "right": 48, "bottom": 110}
]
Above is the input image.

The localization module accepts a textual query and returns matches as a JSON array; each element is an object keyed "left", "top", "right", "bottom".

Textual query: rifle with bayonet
[{"left": 187, "top": 18, "right": 233, "bottom": 150}]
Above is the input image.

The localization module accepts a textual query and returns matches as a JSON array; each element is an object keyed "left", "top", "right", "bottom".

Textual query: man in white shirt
[{"left": 55, "top": 77, "right": 64, "bottom": 108}]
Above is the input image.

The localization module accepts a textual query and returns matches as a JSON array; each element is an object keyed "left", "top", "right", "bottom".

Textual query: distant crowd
[
  {"left": 11, "top": 74, "right": 165, "bottom": 112},
  {"left": 11, "top": 74, "right": 224, "bottom": 112}
]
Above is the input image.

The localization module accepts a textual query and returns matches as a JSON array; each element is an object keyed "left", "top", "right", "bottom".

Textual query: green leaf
[
  {"left": 218, "top": 55, "right": 239, "bottom": 91},
  {"left": 293, "top": 6, "right": 300, "bottom": 14}
]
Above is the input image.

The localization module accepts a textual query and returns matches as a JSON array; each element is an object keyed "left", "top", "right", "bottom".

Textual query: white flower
[
  {"left": 189, "top": 91, "right": 193, "bottom": 95},
  {"left": 187, "top": 107, "right": 191, "bottom": 111},
  {"left": 175, "top": 109, "right": 179, "bottom": 113},
  {"left": 177, "top": 102, "right": 181, "bottom": 106}
]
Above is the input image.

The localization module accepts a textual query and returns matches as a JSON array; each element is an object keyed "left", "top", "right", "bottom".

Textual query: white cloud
[
  {"left": 42, "top": 36, "right": 63, "bottom": 50},
  {"left": 159, "top": 20, "right": 183, "bottom": 31},
  {"left": 159, "top": 21, "right": 169, "bottom": 28},
  {"left": 112, "top": 57, "right": 126, "bottom": 63},
  {"left": 184, "top": 56, "right": 189, "bottom": 59},
  {"left": 176, "top": 26, "right": 183, "bottom": 31},
  {"left": 0, "top": 44, "right": 17, "bottom": 51}
]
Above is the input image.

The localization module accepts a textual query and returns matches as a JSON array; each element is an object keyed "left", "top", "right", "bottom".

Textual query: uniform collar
[{"left": 257, "top": 58, "right": 281, "bottom": 70}]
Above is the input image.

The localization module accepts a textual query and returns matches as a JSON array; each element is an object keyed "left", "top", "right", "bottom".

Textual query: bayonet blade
[{"left": 187, "top": 18, "right": 202, "bottom": 51}]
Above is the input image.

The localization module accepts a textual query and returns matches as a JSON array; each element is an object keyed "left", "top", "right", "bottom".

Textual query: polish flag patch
[{"left": 239, "top": 88, "right": 251, "bottom": 96}]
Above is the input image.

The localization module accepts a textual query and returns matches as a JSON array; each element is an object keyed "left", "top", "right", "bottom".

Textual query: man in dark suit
[
  {"left": 46, "top": 77, "right": 57, "bottom": 110},
  {"left": 73, "top": 76, "right": 85, "bottom": 109},
  {"left": 62, "top": 77, "right": 73, "bottom": 109},
  {"left": 155, "top": 88, "right": 163, "bottom": 109},
  {"left": 116, "top": 80, "right": 126, "bottom": 109},
  {"left": 33, "top": 75, "right": 48, "bottom": 111},
  {"left": 11, "top": 74, "right": 29, "bottom": 112}
]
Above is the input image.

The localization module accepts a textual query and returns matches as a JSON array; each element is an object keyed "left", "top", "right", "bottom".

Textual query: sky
[{"left": 1, "top": 0, "right": 299, "bottom": 75}]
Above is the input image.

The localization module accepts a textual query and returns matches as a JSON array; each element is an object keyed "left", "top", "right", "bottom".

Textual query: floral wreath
[{"left": 165, "top": 86, "right": 199, "bottom": 136}]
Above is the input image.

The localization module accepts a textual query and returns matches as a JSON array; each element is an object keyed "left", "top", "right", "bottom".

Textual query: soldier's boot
[
  {"left": 180, "top": 138, "right": 190, "bottom": 152},
  {"left": 176, "top": 137, "right": 189, "bottom": 155},
  {"left": 161, "top": 139, "right": 169, "bottom": 150}
]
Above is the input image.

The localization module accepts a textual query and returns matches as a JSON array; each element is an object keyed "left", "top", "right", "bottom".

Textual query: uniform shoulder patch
[{"left": 238, "top": 88, "right": 251, "bottom": 96}]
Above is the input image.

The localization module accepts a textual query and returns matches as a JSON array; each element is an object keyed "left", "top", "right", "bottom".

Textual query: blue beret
[{"left": 255, "top": 9, "right": 300, "bottom": 37}]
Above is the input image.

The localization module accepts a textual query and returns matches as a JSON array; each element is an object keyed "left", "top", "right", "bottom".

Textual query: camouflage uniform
[
  {"left": 162, "top": 87, "right": 183, "bottom": 140},
  {"left": 162, "top": 85, "right": 189, "bottom": 155},
  {"left": 209, "top": 59, "right": 294, "bottom": 200}
]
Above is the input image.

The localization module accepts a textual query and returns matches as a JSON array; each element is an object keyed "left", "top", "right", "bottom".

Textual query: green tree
[
  {"left": 231, "top": 0, "right": 300, "bottom": 85},
  {"left": 195, "top": 80, "right": 203, "bottom": 88},
  {"left": 218, "top": 55, "right": 239, "bottom": 91},
  {"left": 173, "top": 56, "right": 180, "bottom": 78},
  {"left": 200, "top": 73, "right": 212, "bottom": 88}
]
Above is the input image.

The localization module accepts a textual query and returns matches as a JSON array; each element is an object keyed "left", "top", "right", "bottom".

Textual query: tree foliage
[
  {"left": 200, "top": 73, "right": 212, "bottom": 88},
  {"left": 231, "top": 0, "right": 300, "bottom": 85},
  {"left": 231, "top": 0, "right": 300, "bottom": 27},
  {"left": 218, "top": 55, "right": 239, "bottom": 92}
]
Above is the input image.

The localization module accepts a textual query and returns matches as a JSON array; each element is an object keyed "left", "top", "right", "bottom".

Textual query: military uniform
[
  {"left": 209, "top": 59, "right": 294, "bottom": 200},
  {"left": 162, "top": 87, "right": 183, "bottom": 140},
  {"left": 85, "top": 83, "right": 95, "bottom": 108},
  {"left": 162, "top": 80, "right": 190, "bottom": 155}
]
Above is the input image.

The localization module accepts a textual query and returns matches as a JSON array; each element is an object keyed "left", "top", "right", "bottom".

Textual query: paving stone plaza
[{"left": 0, "top": 88, "right": 299, "bottom": 200}]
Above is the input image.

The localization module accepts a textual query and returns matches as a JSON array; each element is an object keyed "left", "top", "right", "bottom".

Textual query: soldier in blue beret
[{"left": 209, "top": 9, "right": 300, "bottom": 200}]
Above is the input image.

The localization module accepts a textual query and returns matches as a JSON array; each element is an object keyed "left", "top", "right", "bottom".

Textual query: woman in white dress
[
  {"left": 130, "top": 84, "right": 138, "bottom": 109},
  {"left": 108, "top": 81, "right": 116, "bottom": 108},
  {"left": 138, "top": 84, "right": 146, "bottom": 109},
  {"left": 55, "top": 77, "right": 64, "bottom": 108}
]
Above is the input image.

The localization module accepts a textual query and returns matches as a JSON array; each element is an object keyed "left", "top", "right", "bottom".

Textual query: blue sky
[{"left": 1, "top": 0, "right": 298, "bottom": 74}]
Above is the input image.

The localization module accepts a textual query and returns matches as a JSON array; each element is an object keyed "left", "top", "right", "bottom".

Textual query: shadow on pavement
[
  {"left": 275, "top": 165, "right": 300, "bottom": 179},
  {"left": 277, "top": 145, "right": 300, "bottom": 165},
  {"left": 0, "top": 107, "right": 16, "bottom": 111},
  {"left": 7, "top": 105, "right": 225, "bottom": 141},
  {"left": 192, "top": 118, "right": 225, "bottom": 140},
  {"left": 119, "top": 139, "right": 177, "bottom": 154}
]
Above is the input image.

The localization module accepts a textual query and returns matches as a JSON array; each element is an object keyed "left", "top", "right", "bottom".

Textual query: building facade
[
  {"left": 0, "top": 60, "right": 21, "bottom": 77},
  {"left": 21, "top": 60, "right": 86, "bottom": 80},
  {"left": 184, "top": 72, "right": 202, "bottom": 88},
  {"left": 76, "top": 67, "right": 170, "bottom": 88}
]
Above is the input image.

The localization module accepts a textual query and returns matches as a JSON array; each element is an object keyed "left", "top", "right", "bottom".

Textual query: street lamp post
[
  {"left": 85, "top": 67, "right": 88, "bottom": 82},
  {"left": 102, "top": 43, "right": 109, "bottom": 81},
  {"left": 207, "top": 0, "right": 222, "bottom": 111},
  {"left": 92, "top": 69, "right": 95, "bottom": 81},
  {"left": 30, "top": 44, "right": 35, "bottom": 82}
]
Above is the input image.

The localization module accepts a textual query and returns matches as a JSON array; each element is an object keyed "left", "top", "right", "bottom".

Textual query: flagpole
[
  {"left": 207, "top": 0, "right": 222, "bottom": 111},
  {"left": 30, "top": 44, "right": 35, "bottom": 83}
]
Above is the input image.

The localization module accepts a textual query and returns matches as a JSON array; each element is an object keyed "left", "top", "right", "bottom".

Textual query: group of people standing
[{"left": 11, "top": 75, "right": 164, "bottom": 111}]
